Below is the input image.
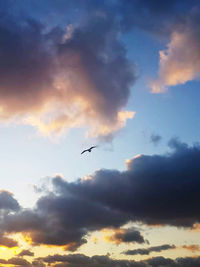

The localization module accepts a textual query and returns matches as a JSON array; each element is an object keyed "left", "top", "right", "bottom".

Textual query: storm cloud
[
  {"left": 0, "top": 184, "right": 129, "bottom": 250},
  {"left": 54, "top": 139, "right": 200, "bottom": 227},
  {"left": 0, "top": 139, "right": 200, "bottom": 250}
]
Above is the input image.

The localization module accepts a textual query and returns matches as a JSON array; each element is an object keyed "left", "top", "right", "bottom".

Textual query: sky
[{"left": 0, "top": 0, "right": 200, "bottom": 266}]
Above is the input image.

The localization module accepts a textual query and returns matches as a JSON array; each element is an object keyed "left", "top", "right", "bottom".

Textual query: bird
[{"left": 81, "top": 146, "right": 97, "bottom": 155}]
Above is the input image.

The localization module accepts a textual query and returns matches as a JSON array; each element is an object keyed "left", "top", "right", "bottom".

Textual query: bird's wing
[
  {"left": 81, "top": 149, "right": 88, "bottom": 154},
  {"left": 90, "top": 146, "right": 97, "bottom": 150}
]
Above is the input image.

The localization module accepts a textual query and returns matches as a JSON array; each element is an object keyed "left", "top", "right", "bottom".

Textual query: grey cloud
[
  {"left": 150, "top": 134, "right": 162, "bottom": 145},
  {"left": 1, "top": 139, "right": 200, "bottom": 251},
  {"left": 107, "top": 228, "right": 145, "bottom": 244},
  {"left": 4, "top": 0, "right": 198, "bottom": 36},
  {"left": 38, "top": 254, "right": 200, "bottom": 267},
  {"left": 0, "top": 190, "right": 20, "bottom": 211},
  {"left": 32, "top": 259, "right": 45, "bottom": 267},
  {"left": 0, "top": 5, "right": 136, "bottom": 140},
  {"left": 54, "top": 139, "right": 200, "bottom": 227},
  {"left": 0, "top": 15, "right": 56, "bottom": 115},
  {"left": 0, "top": 193, "right": 128, "bottom": 250},
  {"left": 58, "top": 14, "right": 134, "bottom": 122},
  {"left": 0, "top": 232, "right": 18, "bottom": 248},
  {"left": 18, "top": 249, "right": 34, "bottom": 257},
  {"left": 0, "top": 0, "right": 199, "bottom": 138},
  {"left": 38, "top": 254, "right": 145, "bottom": 267},
  {"left": 118, "top": 0, "right": 199, "bottom": 36},
  {"left": 0, "top": 257, "right": 31, "bottom": 266},
  {"left": 124, "top": 244, "right": 176, "bottom": 255}
]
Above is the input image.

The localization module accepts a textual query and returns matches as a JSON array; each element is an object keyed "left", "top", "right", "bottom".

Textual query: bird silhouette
[{"left": 81, "top": 146, "right": 97, "bottom": 155}]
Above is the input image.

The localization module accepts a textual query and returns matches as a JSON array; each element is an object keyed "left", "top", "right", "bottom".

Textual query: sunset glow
[{"left": 0, "top": 1, "right": 200, "bottom": 266}]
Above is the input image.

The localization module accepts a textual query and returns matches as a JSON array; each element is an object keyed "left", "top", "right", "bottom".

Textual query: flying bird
[{"left": 81, "top": 146, "right": 97, "bottom": 155}]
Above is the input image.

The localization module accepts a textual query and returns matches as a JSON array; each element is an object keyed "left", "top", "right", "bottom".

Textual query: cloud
[
  {"left": 0, "top": 257, "right": 31, "bottom": 266},
  {"left": 150, "top": 134, "right": 162, "bottom": 145},
  {"left": 151, "top": 8, "right": 200, "bottom": 93},
  {"left": 0, "top": 139, "right": 200, "bottom": 250},
  {"left": 37, "top": 253, "right": 144, "bottom": 266},
  {"left": 63, "top": 240, "right": 87, "bottom": 252},
  {"left": 0, "top": 192, "right": 128, "bottom": 250},
  {"left": 104, "top": 228, "right": 145, "bottom": 244},
  {"left": 118, "top": 0, "right": 196, "bottom": 35},
  {"left": 32, "top": 259, "right": 45, "bottom": 267},
  {"left": 0, "top": 190, "right": 20, "bottom": 211},
  {"left": 56, "top": 139, "right": 200, "bottom": 227},
  {"left": 0, "top": 0, "right": 199, "bottom": 139},
  {"left": 124, "top": 244, "right": 176, "bottom": 255},
  {"left": 0, "top": 232, "right": 18, "bottom": 248},
  {"left": 182, "top": 244, "right": 200, "bottom": 253},
  {"left": 0, "top": 8, "right": 136, "bottom": 141},
  {"left": 0, "top": 255, "right": 195, "bottom": 267},
  {"left": 0, "top": 16, "right": 56, "bottom": 117},
  {"left": 18, "top": 249, "right": 34, "bottom": 257},
  {"left": 37, "top": 254, "right": 200, "bottom": 267}
]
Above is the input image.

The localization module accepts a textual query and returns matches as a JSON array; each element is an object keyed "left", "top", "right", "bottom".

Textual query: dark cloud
[
  {"left": 38, "top": 254, "right": 200, "bottom": 267},
  {"left": 175, "top": 257, "right": 200, "bottom": 267},
  {"left": 1, "top": 140, "right": 200, "bottom": 250},
  {"left": 32, "top": 259, "right": 45, "bottom": 267},
  {"left": 4, "top": 0, "right": 198, "bottom": 37},
  {"left": 38, "top": 254, "right": 145, "bottom": 267},
  {"left": 0, "top": 14, "right": 57, "bottom": 116},
  {"left": 0, "top": 190, "right": 20, "bottom": 211},
  {"left": 150, "top": 134, "right": 162, "bottom": 145},
  {"left": 0, "top": 257, "right": 31, "bottom": 266},
  {"left": 58, "top": 14, "right": 134, "bottom": 120},
  {"left": 0, "top": 0, "right": 199, "bottom": 137},
  {"left": 0, "top": 192, "right": 128, "bottom": 250},
  {"left": 105, "top": 228, "right": 145, "bottom": 244},
  {"left": 59, "top": 139, "right": 200, "bottom": 227},
  {"left": 18, "top": 249, "right": 34, "bottom": 257},
  {"left": 124, "top": 244, "right": 175, "bottom": 255},
  {"left": 118, "top": 0, "right": 199, "bottom": 36},
  {"left": 0, "top": 232, "right": 18, "bottom": 248}
]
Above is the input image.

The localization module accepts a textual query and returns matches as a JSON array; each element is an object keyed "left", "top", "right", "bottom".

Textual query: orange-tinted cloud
[
  {"left": 0, "top": 234, "right": 18, "bottom": 249},
  {"left": 191, "top": 223, "right": 200, "bottom": 231},
  {"left": 182, "top": 244, "right": 200, "bottom": 253},
  {"left": 63, "top": 240, "right": 87, "bottom": 252},
  {"left": 150, "top": 8, "right": 200, "bottom": 93},
  {"left": 0, "top": 13, "right": 136, "bottom": 140},
  {"left": 103, "top": 228, "right": 145, "bottom": 245}
]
